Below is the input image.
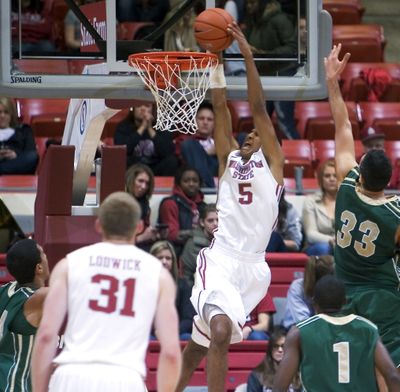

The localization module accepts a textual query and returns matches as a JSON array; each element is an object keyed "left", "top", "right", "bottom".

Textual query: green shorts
[{"left": 342, "top": 288, "right": 400, "bottom": 367}]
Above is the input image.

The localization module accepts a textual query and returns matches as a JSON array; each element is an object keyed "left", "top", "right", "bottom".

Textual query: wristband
[{"left": 210, "top": 64, "right": 226, "bottom": 89}]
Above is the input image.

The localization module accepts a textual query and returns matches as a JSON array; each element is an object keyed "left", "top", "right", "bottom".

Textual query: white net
[{"left": 129, "top": 52, "right": 218, "bottom": 134}]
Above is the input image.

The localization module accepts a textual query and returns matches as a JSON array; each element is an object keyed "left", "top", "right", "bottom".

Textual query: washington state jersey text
[
  {"left": 228, "top": 158, "right": 264, "bottom": 180},
  {"left": 89, "top": 256, "right": 141, "bottom": 271}
]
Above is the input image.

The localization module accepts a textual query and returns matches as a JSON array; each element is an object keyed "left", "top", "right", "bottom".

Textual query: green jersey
[
  {"left": 335, "top": 167, "right": 400, "bottom": 291},
  {"left": 298, "top": 314, "right": 379, "bottom": 392},
  {"left": 0, "top": 281, "right": 37, "bottom": 392}
]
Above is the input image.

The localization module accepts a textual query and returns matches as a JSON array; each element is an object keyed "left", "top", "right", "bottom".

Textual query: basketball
[{"left": 194, "top": 8, "right": 234, "bottom": 52}]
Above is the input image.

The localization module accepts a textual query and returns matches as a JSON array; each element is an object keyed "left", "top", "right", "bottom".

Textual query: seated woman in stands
[
  {"left": 266, "top": 189, "right": 303, "bottom": 252},
  {"left": 302, "top": 159, "right": 337, "bottom": 255},
  {"left": 246, "top": 328, "right": 302, "bottom": 392},
  {"left": 158, "top": 166, "right": 206, "bottom": 257},
  {"left": 282, "top": 255, "right": 334, "bottom": 330},
  {"left": 150, "top": 240, "right": 196, "bottom": 340},
  {"left": 0, "top": 97, "right": 38, "bottom": 175},
  {"left": 125, "top": 163, "right": 166, "bottom": 251}
]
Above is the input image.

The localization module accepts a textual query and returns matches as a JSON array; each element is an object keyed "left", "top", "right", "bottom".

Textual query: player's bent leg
[
  {"left": 175, "top": 339, "right": 208, "bottom": 392},
  {"left": 207, "top": 314, "right": 233, "bottom": 392}
]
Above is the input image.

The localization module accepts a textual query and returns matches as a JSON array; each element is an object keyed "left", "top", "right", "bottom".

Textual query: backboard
[{"left": 0, "top": 0, "right": 332, "bottom": 101}]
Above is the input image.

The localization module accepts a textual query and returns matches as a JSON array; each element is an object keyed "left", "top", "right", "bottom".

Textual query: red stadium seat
[
  {"left": 268, "top": 284, "right": 290, "bottom": 298},
  {"left": 371, "top": 118, "right": 400, "bottom": 140},
  {"left": 358, "top": 102, "right": 400, "bottom": 137},
  {"left": 266, "top": 252, "right": 309, "bottom": 267},
  {"left": 340, "top": 63, "right": 400, "bottom": 101},
  {"left": 295, "top": 101, "right": 360, "bottom": 140},
  {"left": 281, "top": 140, "right": 314, "bottom": 178},
  {"left": 102, "top": 109, "right": 129, "bottom": 139},
  {"left": 385, "top": 141, "right": 400, "bottom": 164},
  {"left": 332, "top": 24, "right": 386, "bottom": 62},
  {"left": 283, "top": 177, "right": 319, "bottom": 194},
  {"left": 270, "top": 266, "right": 304, "bottom": 284},
  {"left": 16, "top": 98, "right": 70, "bottom": 132},
  {"left": 227, "top": 101, "right": 254, "bottom": 135},
  {"left": 323, "top": 0, "right": 365, "bottom": 24},
  {"left": 312, "top": 139, "right": 335, "bottom": 169}
]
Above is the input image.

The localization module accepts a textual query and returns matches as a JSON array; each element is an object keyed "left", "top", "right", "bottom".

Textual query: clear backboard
[{"left": 0, "top": 0, "right": 332, "bottom": 101}]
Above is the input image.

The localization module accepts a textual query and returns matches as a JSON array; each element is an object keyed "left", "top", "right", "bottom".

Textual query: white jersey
[
  {"left": 214, "top": 148, "right": 283, "bottom": 253},
  {"left": 54, "top": 242, "right": 162, "bottom": 378}
]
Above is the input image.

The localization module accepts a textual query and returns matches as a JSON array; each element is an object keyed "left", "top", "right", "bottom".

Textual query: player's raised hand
[
  {"left": 324, "top": 44, "right": 351, "bottom": 81},
  {"left": 227, "top": 21, "right": 252, "bottom": 60}
]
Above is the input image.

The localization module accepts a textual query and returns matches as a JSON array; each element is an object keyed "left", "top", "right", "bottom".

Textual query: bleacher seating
[
  {"left": 323, "top": 0, "right": 365, "bottom": 24},
  {"left": 281, "top": 140, "right": 314, "bottom": 178},
  {"left": 16, "top": 98, "right": 69, "bottom": 135},
  {"left": 340, "top": 62, "right": 400, "bottom": 102},
  {"left": 294, "top": 101, "right": 360, "bottom": 140},
  {"left": 145, "top": 340, "right": 267, "bottom": 392},
  {"left": 227, "top": 101, "right": 253, "bottom": 135},
  {"left": 358, "top": 102, "right": 400, "bottom": 139},
  {"left": 332, "top": 24, "right": 386, "bottom": 62}
]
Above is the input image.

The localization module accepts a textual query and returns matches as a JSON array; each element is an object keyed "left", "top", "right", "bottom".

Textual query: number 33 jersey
[
  {"left": 335, "top": 166, "right": 400, "bottom": 289},
  {"left": 214, "top": 148, "right": 283, "bottom": 254},
  {"left": 54, "top": 242, "right": 162, "bottom": 377}
]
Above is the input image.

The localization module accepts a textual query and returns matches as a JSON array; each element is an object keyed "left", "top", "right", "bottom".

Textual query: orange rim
[{"left": 129, "top": 51, "right": 219, "bottom": 72}]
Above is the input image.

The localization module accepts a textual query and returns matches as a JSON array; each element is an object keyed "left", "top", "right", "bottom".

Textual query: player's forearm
[
  {"left": 157, "top": 351, "right": 182, "bottom": 392},
  {"left": 327, "top": 78, "right": 352, "bottom": 135},
  {"left": 31, "top": 337, "right": 58, "bottom": 392},
  {"left": 244, "top": 55, "right": 266, "bottom": 114}
]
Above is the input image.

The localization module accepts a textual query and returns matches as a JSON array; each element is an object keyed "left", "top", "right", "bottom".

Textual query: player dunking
[
  {"left": 0, "top": 239, "right": 49, "bottom": 392},
  {"left": 31, "top": 192, "right": 181, "bottom": 392},
  {"left": 175, "top": 22, "right": 284, "bottom": 392},
  {"left": 325, "top": 45, "right": 400, "bottom": 377},
  {"left": 272, "top": 275, "right": 400, "bottom": 391}
]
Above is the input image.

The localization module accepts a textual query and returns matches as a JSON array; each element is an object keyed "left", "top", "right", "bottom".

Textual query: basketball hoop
[{"left": 129, "top": 51, "right": 218, "bottom": 134}]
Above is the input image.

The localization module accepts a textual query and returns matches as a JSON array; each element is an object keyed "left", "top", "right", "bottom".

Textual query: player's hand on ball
[{"left": 227, "top": 22, "right": 252, "bottom": 60}]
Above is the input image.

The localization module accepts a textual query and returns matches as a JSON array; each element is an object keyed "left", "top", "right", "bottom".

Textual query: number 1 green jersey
[
  {"left": 0, "top": 281, "right": 37, "bottom": 392},
  {"left": 298, "top": 313, "right": 379, "bottom": 392},
  {"left": 335, "top": 167, "right": 400, "bottom": 290}
]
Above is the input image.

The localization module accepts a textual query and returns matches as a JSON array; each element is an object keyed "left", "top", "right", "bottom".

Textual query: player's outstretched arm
[
  {"left": 211, "top": 53, "right": 238, "bottom": 177},
  {"left": 325, "top": 44, "right": 355, "bottom": 183},
  {"left": 228, "top": 22, "right": 284, "bottom": 185},
  {"left": 272, "top": 326, "right": 301, "bottom": 392},
  {"left": 374, "top": 339, "right": 400, "bottom": 391},
  {"left": 31, "top": 259, "right": 68, "bottom": 392},
  {"left": 154, "top": 267, "right": 182, "bottom": 392}
]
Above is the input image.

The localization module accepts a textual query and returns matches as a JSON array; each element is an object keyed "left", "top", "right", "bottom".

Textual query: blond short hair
[{"left": 98, "top": 192, "right": 141, "bottom": 239}]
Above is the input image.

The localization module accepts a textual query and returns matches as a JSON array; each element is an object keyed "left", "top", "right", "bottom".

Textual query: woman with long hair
[
  {"left": 302, "top": 159, "right": 337, "bottom": 255},
  {"left": 247, "top": 328, "right": 302, "bottom": 391},
  {"left": 150, "top": 240, "right": 196, "bottom": 340}
]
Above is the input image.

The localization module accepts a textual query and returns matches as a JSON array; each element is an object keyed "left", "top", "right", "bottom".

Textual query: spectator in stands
[
  {"left": 125, "top": 163, "right": 162, "bottom": 251},
  {"left": 282, "top": 255, "right": 334, "bottom": 330},
  {"left": 247, "top": 328, "right": 302, "bottom": 392},
  {"left": 302, "top": 159, "right": 337, "bottom": 255},
  {"left": 150, "top": 240, "right": 196, "bottom": 340},
  {"left": 243, "top": 292, "right": 276, "bottom": 341},
  {"left": 164, "top": 0, "right": 199, "bottom": 52},
  {"left": 64, "top": 0, "right": 85, "bottom": 53},
  {"left": 360, "top": 126, "right": 400, "bottom": 189},
  {"left": 180, "top": 203, "right": 218, "bottom": 287},
  {"left": 158, "top": 166, "right": 206, "bottom": 257},
  {"left": 114, "top": 104, "right": 179, "bottom": 176},
  {"left": 266, "top": 189, "right": 303, "bottom": 252},
  {"left": 0, "top": 97, "right": 39, "bottom": 175},
  {"left": 11, "top": 0, "right": 56, "bottom": 54},
  {"left": 244, "top": 0, "right": 300, "bottom": 141},
  {"left": 179, "top": 102, "right": 219, "bottom": 188},
  {"left": 116, "top": 0, "right": 169, "bottom": 24}
]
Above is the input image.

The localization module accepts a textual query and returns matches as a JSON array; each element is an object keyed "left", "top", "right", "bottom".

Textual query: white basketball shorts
[
  {"left": 191, "top": 242, "right": 271, "bottom": 348},
  {"left": 49, "top": 363, "right": 147, "bottom": 392}
]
